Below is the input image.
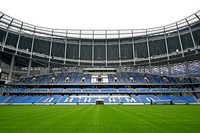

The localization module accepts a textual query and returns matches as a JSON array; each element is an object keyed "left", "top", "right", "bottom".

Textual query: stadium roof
[{"left": 1, "top": 0, "right": 200, "bottom": 29}]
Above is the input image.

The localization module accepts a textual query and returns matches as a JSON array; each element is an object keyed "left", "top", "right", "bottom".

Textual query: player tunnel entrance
[{"left": 95, "top": 99, "right": 104, "bottom": 105}]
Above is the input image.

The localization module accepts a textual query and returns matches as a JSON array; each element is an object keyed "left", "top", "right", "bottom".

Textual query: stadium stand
[
  {"left": 0, "top": 93, "right": 198, "bottom": 105},
  {"left": 0, "top": 11, "right": 200, "bottom": 105},
  {"left": 12, "top": 71, "right": 200, "bottom": 85}
]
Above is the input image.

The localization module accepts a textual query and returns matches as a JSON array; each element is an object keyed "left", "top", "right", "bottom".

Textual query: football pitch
[{"left": 0, "top": 105, "right": 200, "bottom": 133}]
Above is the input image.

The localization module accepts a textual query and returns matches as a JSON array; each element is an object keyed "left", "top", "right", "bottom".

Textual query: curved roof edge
[{"left": 0, "top": 10, "right": 200, "bottom": 39}]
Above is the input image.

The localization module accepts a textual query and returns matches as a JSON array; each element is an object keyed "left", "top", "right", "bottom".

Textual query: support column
[
  {"left": 78, "top": 30, "right": 81, "bottom": 66},
  {"left": 146, "top": 30, "right": 151, "bottom": 63},
  {"left": 131, "top": 30, "right": 136, "bottom": 65},
  {"left": 167, "top": 62, "right": 171, "bottom": 76},
  {"left": 118, "top": 30, "right": 121, "bottom": 66},
  {"left": 15, "top": 22, "right": 23, "bottom": 54},
  {"left": 176, "top": 23, "right": 184, "bottom": 57},
  {"left": 149, "top": 63, "right": 152, "bottom": 74},
  {"left": 105, "top": 30, "right": 108, "bottom": 67},
  {"left": 2, "top": 19, "right": 14, "bottom": 50},
  {"left": 8, "top": 54, "right": 15, "bottom": 80},
  {"left": 92, "top": 30, "right": 94, "bottom": 67},
  {"left": 49, "top": 30, "right": 53, "bottom": 62},
  {"left": 64, "top": 30, "right": 68, "bottom": 65},
  {"left": 185, "top": 61, "right": 189, "bottom": 77},
  {"left": 0, "top": 66, "right": 2, "bottom": 80},
  {"left": 27, "top": 59, "right": 32, "bottom": 77},
  {"left": 30, "top": 27, "right": 36, "bottom": 58},
  {"left": 164, "top": 27, "right": 169, "bottom": 60},
  {"left": 146, "top": 30, "right": 151, "bottom": 73},
  {"left": 185, "top": 19, "right": 198, "bottom": 53}
]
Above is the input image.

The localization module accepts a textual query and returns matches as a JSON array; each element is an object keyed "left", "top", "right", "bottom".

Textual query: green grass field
[{"left": 0, "top": 105, "right": 200, "bottom": 133}]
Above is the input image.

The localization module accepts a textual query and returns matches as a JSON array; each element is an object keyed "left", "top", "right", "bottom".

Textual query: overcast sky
[{"left": 0, "top": 0, "right": 200, "bottom": 29}]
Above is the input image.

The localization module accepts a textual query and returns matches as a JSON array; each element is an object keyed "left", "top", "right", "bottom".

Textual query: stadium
[{"left": 0, "top": 8, "right": 200, "bottom": 133}]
